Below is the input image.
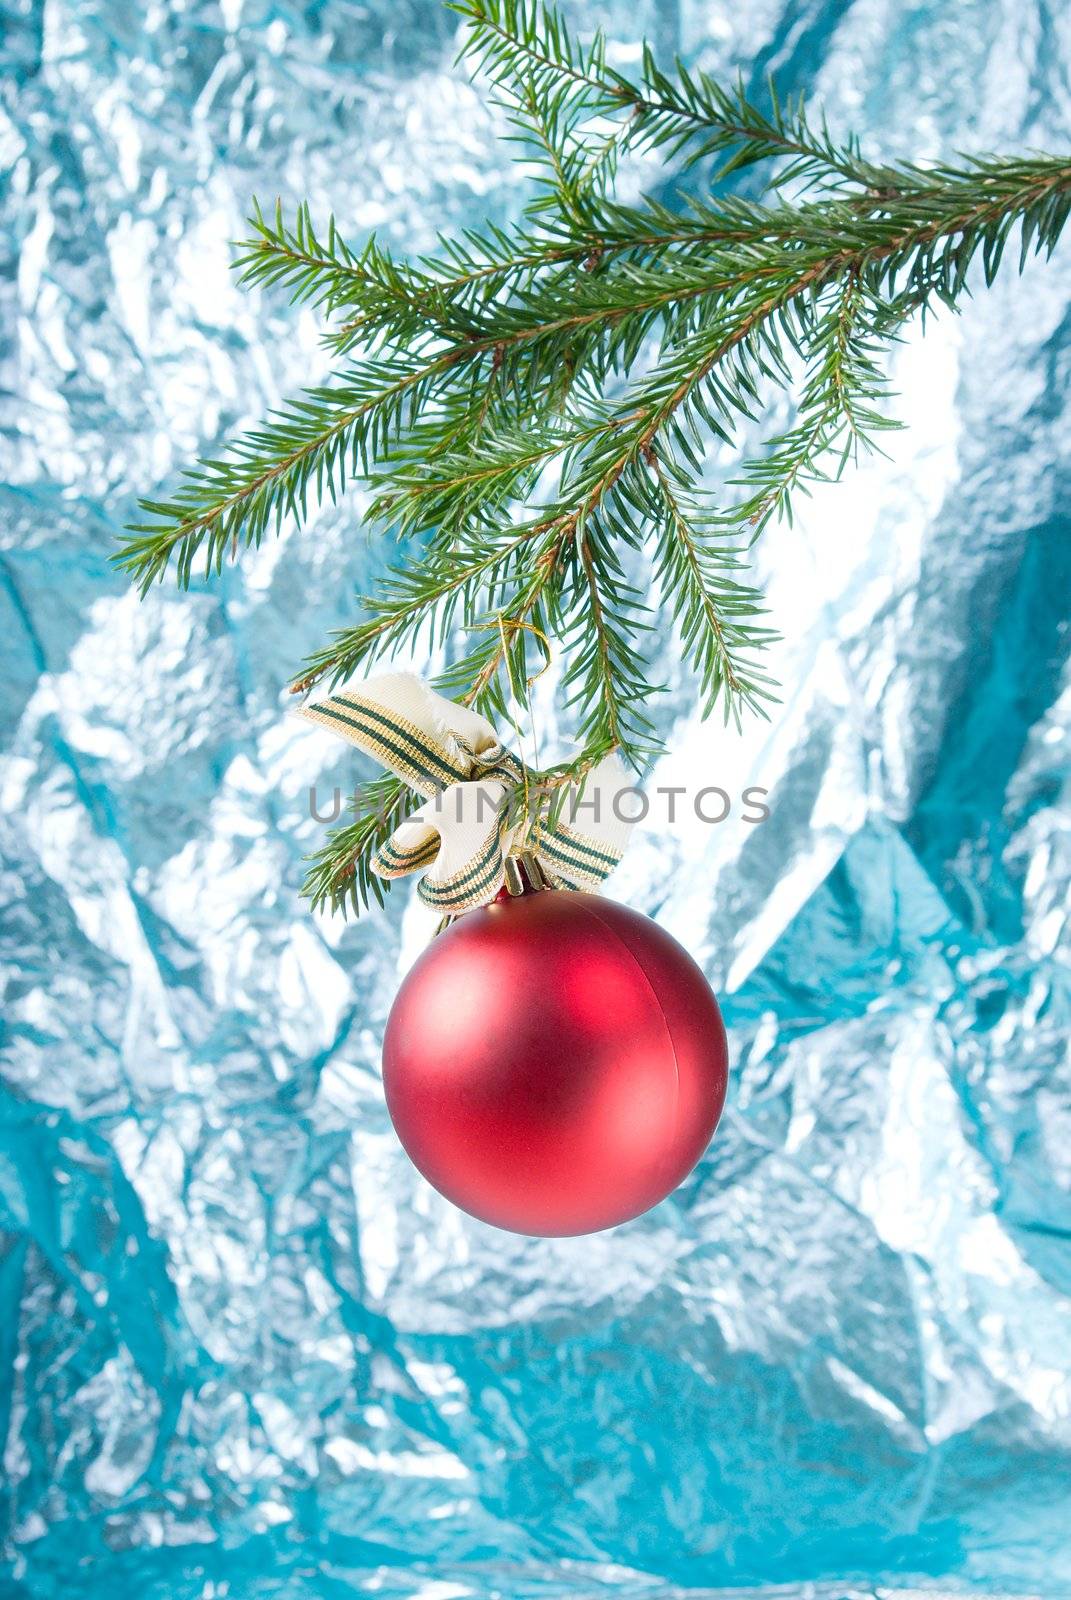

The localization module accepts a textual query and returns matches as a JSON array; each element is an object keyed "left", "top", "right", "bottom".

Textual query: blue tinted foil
[{"left": 1, "top": 1, "right": 1070, "bottom": 1595}]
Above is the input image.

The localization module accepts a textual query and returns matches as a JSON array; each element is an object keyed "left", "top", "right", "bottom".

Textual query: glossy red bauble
[{"left": 382, "top": 889, "right": 728, "bottom": 1236}]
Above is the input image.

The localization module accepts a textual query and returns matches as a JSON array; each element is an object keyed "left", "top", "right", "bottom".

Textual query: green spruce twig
[{"left": 116, "top": 0, "right": 1071, "bottom": 917}]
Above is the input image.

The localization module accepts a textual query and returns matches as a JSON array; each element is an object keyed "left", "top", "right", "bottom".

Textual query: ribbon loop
[{"left": 298, "top": 673, "right": 632, "bottom": 914}]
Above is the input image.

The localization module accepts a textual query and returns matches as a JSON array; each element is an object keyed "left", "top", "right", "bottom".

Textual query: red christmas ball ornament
[{"left": 382, "top": 887, "right": 728, "bottom": 1236}]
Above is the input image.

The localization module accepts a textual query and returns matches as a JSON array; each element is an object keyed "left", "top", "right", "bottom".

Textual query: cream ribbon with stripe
[{"left": 298, "top": 673, "right": 634, "bottom": 913}]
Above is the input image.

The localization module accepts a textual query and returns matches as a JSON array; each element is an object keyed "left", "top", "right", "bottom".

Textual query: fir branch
[
  {"left": 729, "top": 269, "right": 899, "bottom": 533},
  {"left": 301, "top": 774, "right": 409, "bottom": 916},
  {"left": 564, "top": 527, "right": 655, "bottom": 758},
  {"left": 647, "top": 450, "right": 779, "bottom": 724},
  {"left": 235, "top": 199, "right": 385, "bottom": 314},
  {"left": 235, "top": 199, "right": 488, "bottom": 346},
  {"left": 451, "top": 0, "right": 874, "bottom": 188},
  {"left": 457, "top": 525, "right": 569, "bottom": 716},
  {"left": 120, "top": 0, "right": 1071, "bottom": 917},
  {"left": 115, "top": 351, "right": 478, "bottom": 592},
  {"left": 290, "top": 528, "right": 535, "bottom": 694}
]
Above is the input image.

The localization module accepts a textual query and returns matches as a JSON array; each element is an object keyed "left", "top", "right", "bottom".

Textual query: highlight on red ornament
[{"left": 383, "top": 878, "right": 729, "bottom": 1237}]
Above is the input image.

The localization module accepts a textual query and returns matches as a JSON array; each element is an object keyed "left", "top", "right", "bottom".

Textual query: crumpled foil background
[{"left": 1, "top": 0, "right": 1070, "bottom": 1595}]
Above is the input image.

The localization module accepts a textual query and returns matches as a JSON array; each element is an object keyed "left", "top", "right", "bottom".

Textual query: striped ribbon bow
[{"left": 298, "top": 673, "right": 633, "bottom": 914}]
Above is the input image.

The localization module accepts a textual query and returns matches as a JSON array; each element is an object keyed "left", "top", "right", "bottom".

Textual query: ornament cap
[{"left": 503, "top": 849, "right": 561, "bottom": 897}]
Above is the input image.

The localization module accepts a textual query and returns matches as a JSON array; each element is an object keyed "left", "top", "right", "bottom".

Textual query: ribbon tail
[
  {"left": 296, "top": 671, "right": 505, "bottom": 798},
  {"left": 374, "top": 780, "right": 519, "bottom": 914},
  {"left": 534, "top": 753, "right": 633, "bottom": 889},
  {"left": 371, "top": 819, "right": 442, "bottom": 881}
]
